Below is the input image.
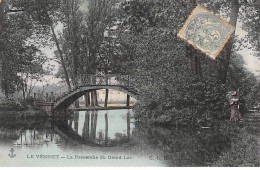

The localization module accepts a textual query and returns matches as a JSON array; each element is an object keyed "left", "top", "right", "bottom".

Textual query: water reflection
[
  {"left": 68, "top": 109, "right": 134, "bottom": 146},
  {"left": 13, "top": 129, "right": 59, "bottom": 147},
  {"left": 0, "top": 118, "right": 64, "bottom": 148},
  {"left": 0, "top": 109, "right": 237, "bottom": 166}
]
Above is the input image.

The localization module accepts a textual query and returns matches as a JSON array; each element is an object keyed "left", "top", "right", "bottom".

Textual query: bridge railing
[
  {"left": 44, "top": 74, "right": 139, "bottom": 103},
  {"left": 72, "top": 74, "right": 135, "bottom": 88},
  {"left": 33, "top": 92, "right": 61, "bottom": 102}
]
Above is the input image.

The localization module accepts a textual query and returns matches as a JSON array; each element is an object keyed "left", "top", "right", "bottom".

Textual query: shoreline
[
  {"left": 0, "top": 106, "right": 134, "bottom": 119},
  {"left": 69, "top": 106, "right": 133, "bottom": 111},
  {"left": 0, "top": 106, "right": 48, "bottom": 118}
]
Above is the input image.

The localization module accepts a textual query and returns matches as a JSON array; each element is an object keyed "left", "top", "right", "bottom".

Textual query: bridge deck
[{"left": 52, "top": 75, "right": 139, "bottom": 111}]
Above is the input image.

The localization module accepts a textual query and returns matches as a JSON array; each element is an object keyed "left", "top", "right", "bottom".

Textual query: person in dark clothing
[{"left": 229, "top": 91, "right": 242, "bottom": 122}]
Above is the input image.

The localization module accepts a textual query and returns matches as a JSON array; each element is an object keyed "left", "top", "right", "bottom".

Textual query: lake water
[{"left": 0, "top": 109, "right": 231, "bottom": 167}]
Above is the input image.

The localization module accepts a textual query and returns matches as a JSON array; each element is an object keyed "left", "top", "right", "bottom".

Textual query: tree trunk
[
  {"left": 186, "top": 0, "right": 202, "bottom": 76},
  {"left": 0, "top": 0, "right": 4, "bottom": 36},
  {"left": 104, "top": 89, "right": 109, "bottom": 107},
  {"left": 2, "top": 62, "right": 8, "bottom": 98},
  {"left": 3, "top": 82, "right": 8, "bottom": 98},
  {"left": 50, "top": 21, "right": 71, "bottom": 91},
  {"left": 218, "top": 0, "right": 239, "bottom": 84},
  {"left": 0, "top": 2, "right": 4, "bottom": 96},
  {"left": 22, "top": 81, "right": 26, "bottom": 100},
  {"left": 194, "top": 55, "right": 202, "bottom": 77}
]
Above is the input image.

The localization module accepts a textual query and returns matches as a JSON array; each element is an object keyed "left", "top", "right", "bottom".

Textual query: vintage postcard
[{"left": 0, "top": 0, "right": 260, "bottom": 167}]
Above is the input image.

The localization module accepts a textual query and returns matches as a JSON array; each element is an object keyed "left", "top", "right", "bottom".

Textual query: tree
[
  {"left": 186, "top": 0, "right": 202, "bottom": 77},
  {"left": 0, "top": 1, "right": 47, "bottom": 97},
  {"left": 217, "top": 0, "right": 239, "bottom": 84},
  {"left": 110, "top": 0, "right": 257, "bottom": 125},
  {"left": 50, "top": 19, "right": 72, "bottom": 91},
  {"left": 18, "top": 47, "right": 48, "bottom": 99},
  {"left": 240, "top": 0, "right": 260, "bottom": 58}
]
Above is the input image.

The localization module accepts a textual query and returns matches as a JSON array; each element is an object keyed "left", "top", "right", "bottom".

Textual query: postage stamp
[{"left": 177, "top": 5, "right": 235, "bottom": 59}]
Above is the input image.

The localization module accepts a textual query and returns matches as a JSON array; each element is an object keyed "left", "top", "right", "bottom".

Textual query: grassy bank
[
  {"left": 133, "top": 107, "right": 260, "bottom": 166},
  {"left": 211, "top": 110, "right": 260, "bottom": 167},
  {"left": 0, "top": 106, "right": 48, "bottom": 119},
  {"left": 0, "top": 98, "right": 48, "bottom": 118}
]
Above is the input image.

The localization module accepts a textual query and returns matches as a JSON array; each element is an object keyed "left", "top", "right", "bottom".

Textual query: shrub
[
  {"left": 23, "top": 97, "right": 35, "bottom": 106},
  {"left": 0, "top": 98, "right": 28, "bottom": 111}
]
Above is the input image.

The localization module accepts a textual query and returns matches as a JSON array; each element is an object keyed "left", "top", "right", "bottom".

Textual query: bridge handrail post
[
  {"left": 109, "top": 75, "right": 111, "bottom": 85},
  {"left": 100, "top": 74, "right": 105, "bottom": 85},
  {"left": 117, "top": 75, "right": 122, "bottom": 86},
  {"left": 50, "top": 92, "right": 54, "bottom": 102},
  {"left": 96, "top": 75, "right": 99, "bottom": 85}
]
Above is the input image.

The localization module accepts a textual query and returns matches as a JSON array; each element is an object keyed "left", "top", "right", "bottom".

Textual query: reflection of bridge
[
  {"left": 53, "top": 74, "right": 139, "bottom": 111},
  {"left": 60, "top": 110, "right": 132, "bottom": 146}
]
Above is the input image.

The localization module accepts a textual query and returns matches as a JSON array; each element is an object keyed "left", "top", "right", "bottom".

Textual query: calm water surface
[{"left": 0, "top": 109, "right": 231, "bottom": 167}]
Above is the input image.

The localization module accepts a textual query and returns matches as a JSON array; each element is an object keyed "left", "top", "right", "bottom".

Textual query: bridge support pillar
[
  {"left": 94, "top": 90, "right": 99, "bottom": 106},
  {"left": 84, "top": 93, "right": 90, "bottom": 107},
  {"left": 90, "top": 91, "right": 99, "bottom": 107},
  {"left": 104, "top": 89, "right": 109, "bottom": 107},
  {"left": 126, "top": 94, "right": 130, "bottom": 106},
  {"left": 91, "top": 91, "right": 95, "bottom": 106}
]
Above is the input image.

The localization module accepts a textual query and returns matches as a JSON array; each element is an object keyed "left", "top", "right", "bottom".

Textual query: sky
[{"left": 236, "top": 22, "right": 260, "bottom": 76}]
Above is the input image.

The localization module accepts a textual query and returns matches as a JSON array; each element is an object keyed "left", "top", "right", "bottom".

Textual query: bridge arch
[{"left": 54, "top": 85, "right": 138, "bottom": 111}]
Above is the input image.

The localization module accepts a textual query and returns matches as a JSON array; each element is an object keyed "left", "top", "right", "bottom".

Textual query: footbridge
[{"left": 53, "top": 74, "right": 139, "bottom": 111}]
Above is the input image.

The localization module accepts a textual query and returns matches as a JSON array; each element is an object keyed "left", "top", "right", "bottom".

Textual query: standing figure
[{"left": 229, "top": 91, "right": 242, "bottom": 122}]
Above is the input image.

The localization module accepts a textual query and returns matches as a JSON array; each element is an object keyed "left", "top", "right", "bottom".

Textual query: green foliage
[
  {"left": 240, "top": 0, "right": 260, "bottom": 57},
  {"left": 227, "top": 54, "right": 259, "bottom": 112},
  {"left": 118, "top": 0, "right": 258, "bottom": 126},
  {"left": 23, "top": 97, "right": 35, "bottom": 106},
  {"left": 0, "top": 98, "right": 28, "bottom": 111},
  {"left": 0, "top": 0, "right": 50, "bottom": 97},
  {"left": 1, "top": 0, "right": 258, "bottom": 127},
  {"left": 213, "top": 128, "right": 260, "bottom": 167}
]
